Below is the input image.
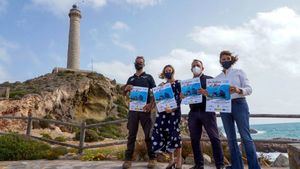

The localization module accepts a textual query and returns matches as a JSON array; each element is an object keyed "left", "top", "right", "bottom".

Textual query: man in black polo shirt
[
  {"left": 188, "top": 59, "right": 224, "bottom": 169},
  {"left": 122, "top": 56, "right": 156, "bottom": 169}
]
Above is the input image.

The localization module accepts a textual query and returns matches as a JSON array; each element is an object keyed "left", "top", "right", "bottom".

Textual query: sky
[{"left": 1, "top": 0, "right": 300, "bottom": 124}]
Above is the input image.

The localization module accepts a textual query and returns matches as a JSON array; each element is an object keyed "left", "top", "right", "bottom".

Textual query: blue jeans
[{"left": 220, "top": 98, "right": 260, "bottom": 169}]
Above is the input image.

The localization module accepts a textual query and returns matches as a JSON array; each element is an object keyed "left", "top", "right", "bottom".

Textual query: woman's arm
[{"left": 238, "top": 69, "right": 252, "bottom": 96}]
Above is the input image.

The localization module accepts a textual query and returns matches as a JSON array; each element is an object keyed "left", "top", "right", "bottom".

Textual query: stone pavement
[
  {"left": 0, "top": 160, "right": 290, "bottom": 169},
  {"left": 0, "top": 160, "right": 209, "bottom": 169}
]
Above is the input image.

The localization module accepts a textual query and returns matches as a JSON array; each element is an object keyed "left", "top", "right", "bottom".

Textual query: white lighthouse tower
[{"left": 67, "top": 4, "right": 81, "bottom": 70}]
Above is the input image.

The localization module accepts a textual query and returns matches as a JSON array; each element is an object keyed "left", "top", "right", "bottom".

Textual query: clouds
[
  {"left": 29, "top": 0, "right": 107, "bottom": 16},
  {"left": 189, "top": 7, "right": 300, "bottom": 76},
  {"left": 112, "top": 21, "right": 130, "bottom": 31},
  {"left": 94, "top": 48, "right": 217, "bottom": 84},
  {"left": 0, "top": 36, "right": 16, "bottom": 82},
  {"left": 111, "top": 34, "right": 136, "bottom": 52},
  {"left": 93, "top": 7, "right": 300, "bottom": 116},
  {"left": 29, "top": 0, "right": 164, "bottom": 16},
  {"left": 126, "top": 0, "right": 163, "bottom": 8}
]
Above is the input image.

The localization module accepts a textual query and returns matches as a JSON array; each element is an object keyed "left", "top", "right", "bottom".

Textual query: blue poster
[
  {"left": 181, "top": 78, "right": 202, "bottom": 105},
  {"left": 206, "top": 79, "right": 231, "bottom": 112},
  {"left": 129, "top": 86, "right": 148, "bottom": 112},
  {"left": 153, "top": 83, "right": 177, "bottom": 112}
]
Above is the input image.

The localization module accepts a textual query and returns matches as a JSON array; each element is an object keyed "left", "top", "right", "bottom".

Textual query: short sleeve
[
  {"left": 126, "top": 77, "right": 132, "bottom": 85},
  {"left": 148, "top": 75, "right": 156, "bottom": 89}
]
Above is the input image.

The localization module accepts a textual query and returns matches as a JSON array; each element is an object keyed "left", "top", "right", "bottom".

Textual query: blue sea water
[
  {"left": 218, "top": 122, "right": 300, "bottom": 140},
  {"left": 250, "top": 122, "right": 300, "bottom": 139}
]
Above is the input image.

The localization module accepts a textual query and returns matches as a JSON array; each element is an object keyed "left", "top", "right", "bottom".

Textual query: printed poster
[
  {"left": 129, "top": 86, "right": 148, "bottom": 112},
  {"left": 153, "top": 83, "right": 177, "bottom": 113},
  {"left": 181, "top": 78, "right": 202, "bottom": 105},
  {"left": 206, "top": 79, "right": 231, "bottom": 113}
]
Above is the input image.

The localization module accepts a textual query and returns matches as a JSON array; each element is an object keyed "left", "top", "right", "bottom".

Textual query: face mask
[
  {"left": 221, "top": 61, "right": 232, "bottom": 69},
  {"left": 134, "top": 63, "right": 144, "bottom": 70},
  {"left": 192, "top": 66, "right": 202, "bottom": 75},
  {"left": 164, "top": 72, "right": 173, "bottom": 79}
]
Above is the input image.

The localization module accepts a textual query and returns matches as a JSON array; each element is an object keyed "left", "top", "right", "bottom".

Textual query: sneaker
[
  {"left": 122, "top": 161, "right": 132, "bottom": 169},
  {"left": 147, "top": 159, "right": 157, "bottom": 169}
]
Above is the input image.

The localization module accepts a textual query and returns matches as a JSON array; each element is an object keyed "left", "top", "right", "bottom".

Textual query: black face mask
[
  {"left": 164, "top": 72, "right": 173, "bottom": 79},
  {"left": 221, "top": 61, "right": 233, "bottom": 69},
  {"left": 134, "top": 63, "right": 144, "bottom": 70}
]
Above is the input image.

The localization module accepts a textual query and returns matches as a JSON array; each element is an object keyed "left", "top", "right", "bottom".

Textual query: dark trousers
[
  {"left": 188, "top": 111, "right": 224, "bottom": 168},
  {"left": 125, "top": 111, "right": 155, "bottom": 160}
]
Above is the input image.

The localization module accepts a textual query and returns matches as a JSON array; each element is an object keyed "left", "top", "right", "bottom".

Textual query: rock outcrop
[{"left": 0, "top": 71, "right": 128, "bottom": 132}]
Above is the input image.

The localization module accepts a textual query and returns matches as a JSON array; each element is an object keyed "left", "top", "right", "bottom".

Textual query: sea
[
  {"left": 250, "top": 122, "right": 300, "bottom": 140},
  {"left": 219, "top": 122, "right": 300, "bottom": 161}
]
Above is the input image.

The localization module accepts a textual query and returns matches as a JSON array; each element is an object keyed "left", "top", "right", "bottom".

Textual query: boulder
[
  {"left": 250, "top": 128, "right": 258, "bottom": 134},
  {"left": 203, "top": 153, "right": 212, "bottom": 165},
  {"left": 271, "top": 153, "right": 289, "bottom": 167}
]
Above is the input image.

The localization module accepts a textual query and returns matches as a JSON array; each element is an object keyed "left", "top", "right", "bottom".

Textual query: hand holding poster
[
  {"left": 181, "top": 78, "right": 202, "bottom": 105},
  {"left": 129, "top": 86, "right": 148, "bottom": 112},
  {"left": 206, "top": 79, "right": 231, "bottom": 112},
  {"left": 153, "top": 83, "right": 177, "bottom": 113}
]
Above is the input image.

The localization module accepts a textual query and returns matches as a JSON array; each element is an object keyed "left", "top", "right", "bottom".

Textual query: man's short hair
[{"left": 135, "top": 56, "right": 145, "bottom": 63}]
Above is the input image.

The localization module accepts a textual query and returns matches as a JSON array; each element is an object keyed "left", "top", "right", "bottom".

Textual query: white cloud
[
  {"left": 112, "top": 21, "right": 130, "bottom": 31},
  {"left": 92, "top": 7, "right": 300, "bottom": 116},
  {"left": 126, "top": 0, "right": 163, "bottom": 8},
  {"left": 93, "top": 48, "right": 218, "bottom": 84},
  {"left": 0, "top": 0, "right": 7, "bottom": 13},
  {"left": 0, "top": 36, "right": 18, "bottom": 64},
  {"left": 0, "top": 36, "right": 15, "bottom": 82},
  {"left": 29, "top": 0, "right": 162, "bottom": 16},
  {"left": 189, "top": 7, "right": 300, "bottom": 76},
  {"left": 0, "top": 65, "right": 9, "bottom": 82},
  {"left": 111, "top": 34, "right": 136, "bottom": 52},
  {"left": 30, "top": 0, "right": 107, "bottom": 16}
]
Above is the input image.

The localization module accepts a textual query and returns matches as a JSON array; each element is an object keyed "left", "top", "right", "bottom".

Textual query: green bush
[
  {"left": 40, "top": 133, "right": 52, "bottom": 140},
  {"left": 54, "top": 136, "right": 67, "bottom": 142},
  {"left": 46, "top": 146, "right": 68, "bottom": 160},
  {"left": 9, "top": 90, "right": 28, "bottom": 99},
  {"left": 0, "top": 134, "right": 51, "bottom": 160},
  {"left": 117, "top": 105, "right": 128, "bottom": 118},
  {"left": 75, "top": 129, "right": 103, "bottom": 142}
]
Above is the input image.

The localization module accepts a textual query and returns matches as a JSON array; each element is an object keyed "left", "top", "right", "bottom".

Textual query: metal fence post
[{"left": 78, "top": 121, "right": 86, "bottom": 154}]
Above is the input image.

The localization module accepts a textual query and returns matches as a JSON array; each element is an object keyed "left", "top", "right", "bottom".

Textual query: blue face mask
[
  {"left": 164, "top": 72, "right": 173, "bottom": 79},
  {"left": 221, "top": 61, "right": 232, "bottom": 69}
]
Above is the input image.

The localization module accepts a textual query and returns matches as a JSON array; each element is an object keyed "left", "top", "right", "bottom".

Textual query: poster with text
[
  {"left": 129, "top": 86, "right": 148, "bottom": 112},
  {"left": 153, "top": 83, "right": 177, "bottom": 113},
  {"left": 206, "top": 79, "right": 231, "bottom": 113},
  {"left": 181, "top": 78, "right": 202, "bottom": 105}
]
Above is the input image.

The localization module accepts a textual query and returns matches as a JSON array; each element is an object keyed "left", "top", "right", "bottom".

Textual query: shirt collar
[
  {"left": 223, "top": 67, "right": 233, "bottom": 75},
  {"left": 134, "top": 72, "right": 146, "bottom": 77}
]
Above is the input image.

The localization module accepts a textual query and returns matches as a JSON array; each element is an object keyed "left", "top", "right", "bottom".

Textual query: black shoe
[
  {"left": 166, "top": 162, "right": 176, "bottom": 169},
  {"left": 189, "top": 165, "right": 204, "bottom": 169},
  {"left": 224, "top": 166, "right": 232, "bottom": 169}
]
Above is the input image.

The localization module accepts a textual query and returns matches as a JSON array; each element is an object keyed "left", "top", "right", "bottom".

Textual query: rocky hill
[{"left": 0, "top": 71, "right": 128, "bottom": 132}]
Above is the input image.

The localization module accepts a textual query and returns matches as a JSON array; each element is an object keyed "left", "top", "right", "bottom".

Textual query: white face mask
[{"left": 192, "top": 66, "right": 202, "bottom": 75}]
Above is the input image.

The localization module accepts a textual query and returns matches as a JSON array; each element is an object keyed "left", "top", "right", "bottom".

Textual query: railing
[{"left": 1, "top": 113, "right": 300, "bottom": 154}]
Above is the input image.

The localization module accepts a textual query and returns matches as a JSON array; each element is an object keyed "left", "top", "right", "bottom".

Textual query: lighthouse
[{"left": 67, "top": 4, "right": 81, "bottom": 70}]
